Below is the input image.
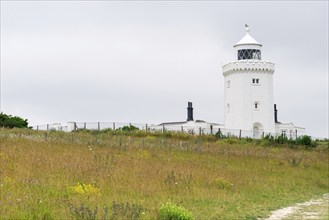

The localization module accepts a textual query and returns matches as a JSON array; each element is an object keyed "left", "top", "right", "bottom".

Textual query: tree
[{"left": 0, "top": 113, "right": 28, "bottom": 128}]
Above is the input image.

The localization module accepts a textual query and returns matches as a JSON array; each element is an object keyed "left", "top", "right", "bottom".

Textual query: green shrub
[
  {"left": 120, "top": 125, "right": 139, "bottom": 132},
  {"left": 159, "top": 202, "right": 193, "bottom": 220},
  {"left": 260, "top": 134, "right": 317, "bottom": 148},
  {"left": 215, "top": 130, "right": 223, "bottom": 139},
  {"left": 296, "top": 135, "right": 317, "bottom": 148},
  {"left": 0, "top": 113, "right": 28, "bottom": 128},
  {"left": 275, "top": 135, "right": 289, "bottom": 144}
]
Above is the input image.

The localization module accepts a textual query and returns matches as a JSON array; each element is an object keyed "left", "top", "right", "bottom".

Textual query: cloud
[{"left": 1, "top": 1, "right": 327, "bottom": 137}]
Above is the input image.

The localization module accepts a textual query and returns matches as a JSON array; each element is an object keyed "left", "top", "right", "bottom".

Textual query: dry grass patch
[{"left": 0, "top": 129, "right": 328, "bottom": 219}]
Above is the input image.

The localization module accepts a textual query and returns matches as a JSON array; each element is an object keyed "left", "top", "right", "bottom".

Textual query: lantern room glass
[{"left": 238, "top": 49, "right": 261, "bottom": 60}]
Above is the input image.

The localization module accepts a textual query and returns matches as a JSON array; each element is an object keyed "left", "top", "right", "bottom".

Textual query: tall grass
[{"left": 0, "top": 128, "right": 328, "bottom": 219}]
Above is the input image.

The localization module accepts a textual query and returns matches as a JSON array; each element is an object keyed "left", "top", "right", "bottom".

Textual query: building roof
[
  {"left": 235, "top": 32, "right": 262, "bottom": 47},
  {"left": 158, "top": 120, "right": 222, "bottom": 126},
  {"left": 158, "top": 121, "right": 186, "bottom": 126}
]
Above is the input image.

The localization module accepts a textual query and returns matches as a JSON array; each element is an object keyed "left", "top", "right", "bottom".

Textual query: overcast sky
[{"left": 0, "top": 1, "right": 328, "bottom": 138}]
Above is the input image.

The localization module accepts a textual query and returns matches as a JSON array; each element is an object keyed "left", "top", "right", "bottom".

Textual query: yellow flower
[{"left": 70, "top": 182, "right": 100, "bottom": 195}]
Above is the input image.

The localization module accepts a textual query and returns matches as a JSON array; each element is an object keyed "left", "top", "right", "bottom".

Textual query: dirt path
[{"left": 265, "top": 193, "right": 329, "bottom": 220}]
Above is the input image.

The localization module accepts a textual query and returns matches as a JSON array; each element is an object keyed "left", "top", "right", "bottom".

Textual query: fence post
[
  {"left": 47, "top": 124, "right": 49, "bottom": 131},
  {"left": 181, "top": 126, "right": 184, "bottom": 133},
  {"left": 162, "top": 125, "right": 165, "bottom": 133},
  {"left": 74, "top": 122, "right": 77, "bottom": 131},
  {"left": 295, "top": 129, "right": 298, "bottom": 139},
  {"left": 113, "top": 122, "right": 116, "bottom": 130},
  {"left": 145, "top": 124, "right": 148, "bottom": 132},
  {"left": 210, "top": 125, "right": 213, "bottom": 135},
  {"left": 218, "top": 128, "right": 221, "bottom": 138},
  {"left": 98, "top": 122, "right": 100, "bottom": 131},
  {"left": 199, "top": 127, "right": 201, "bottom": 136},
  {"left": 37, "top": 125, "right": 39, "bottom": 131},
  {"left": 84, "top": 122, "right": 86, "bottom": 130},
  {"left": 239, "top": 129, "right": 241, "bottom": 139},
  {"left": 262, "top": 132, "right": 264, "bottom": 138}
]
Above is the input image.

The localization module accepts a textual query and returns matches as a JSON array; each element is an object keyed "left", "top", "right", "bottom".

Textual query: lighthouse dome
[
  {"left": 235, "top": 32, "right": 262, "bottom": 47},
  {"left": 234, "top": 25, "right": 262, "bottom": 60}
]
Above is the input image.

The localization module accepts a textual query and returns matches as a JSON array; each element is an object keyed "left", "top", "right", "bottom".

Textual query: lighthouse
[
  {"left": 149, "top": 25, "right": 304, "bottom": 139},
  {"left": 222, "top": 25, "right": 276, "bottom": 137}
]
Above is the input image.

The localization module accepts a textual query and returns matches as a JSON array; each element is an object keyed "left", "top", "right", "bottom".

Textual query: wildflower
[{"left": 70, "top": 182, "right": 100, "bottom": 195}]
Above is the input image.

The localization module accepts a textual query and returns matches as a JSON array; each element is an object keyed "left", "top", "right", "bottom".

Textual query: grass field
[{"left": 0, "top": 129, "right": 328, "bottom": 219}]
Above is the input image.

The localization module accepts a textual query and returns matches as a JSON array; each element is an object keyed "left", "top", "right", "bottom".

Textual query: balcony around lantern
[{"left": 222, "top": 60, "right": 275, "bottom": 76}]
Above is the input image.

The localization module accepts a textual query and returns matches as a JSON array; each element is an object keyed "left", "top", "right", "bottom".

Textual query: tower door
[
  {"left": 253, "top": 126, "right": 259, "bottom": 138},
  {"left": 253, "top": 123, "right": 263, "bottom": 139}
]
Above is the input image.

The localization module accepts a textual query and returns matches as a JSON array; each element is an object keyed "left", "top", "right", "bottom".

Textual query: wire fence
[
  {"left": 32, "top": 124, "right": 67, "bottom": 131},
  {"left": 29, "top": 121, "right": 324, "bottom": 140}
]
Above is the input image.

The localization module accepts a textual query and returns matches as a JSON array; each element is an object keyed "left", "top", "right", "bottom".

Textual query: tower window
[
  {"left": 254, "top": 101, "right": 260, "bottom": 110},
  {"left": 252, "top": 78, "right": 260, "bottom": 84},
  {"left": 227, "top": 80, "right": 231, "bottom": 88},
  {"left": 227, "top": 103, "right": 230, "bottom": 113}
]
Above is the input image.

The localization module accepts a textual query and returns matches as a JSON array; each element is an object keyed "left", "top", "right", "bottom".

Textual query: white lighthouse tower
[{"left": 222, "top": 25, "right": 275, "bottom": 137}]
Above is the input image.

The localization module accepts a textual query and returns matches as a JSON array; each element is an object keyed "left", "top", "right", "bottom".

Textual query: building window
[
  {"left": 227, "top": 103, "right": 230, "bottom": 113},
  {"left": 227, "top": 80, "right": 230, "bottom": 88},
  {"left": 252, "top": 78, "right": 260, "bottom": 84},
  {"left": 254, "top": 101, "right": 260, "bottom": 110},
  {"left": 281, "top": 130, "right": 287, "bottom": 137},
  {"left": 238, "top": 49, "right": 261, "bottom": 60}
]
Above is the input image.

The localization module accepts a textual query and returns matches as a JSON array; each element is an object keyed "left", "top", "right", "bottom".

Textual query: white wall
[
  {"left": 223, "top": 60, "right": 275, "bottom": 133},
  {"left": 275, "top": 123, "right": 306, "bottom": 139}
]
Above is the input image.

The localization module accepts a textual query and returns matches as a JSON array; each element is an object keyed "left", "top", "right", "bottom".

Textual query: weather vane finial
[{"left": 245, "top": 24, "right": 250, "bottom": 33}]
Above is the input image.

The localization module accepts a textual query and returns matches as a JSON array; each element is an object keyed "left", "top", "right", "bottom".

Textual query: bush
[
  {"left": 260, "top": 134, "right": 317, "bottom": 148},
  {"left": 120, "top": 125, "right": 139, "bottom": 132},
  {"left": 296, "top": 135, "right": 317, "bottom": 148},
  {"left": 159, "top": 202, "right": 193, "bottom": 220},
  {"left": 0, "top": 113, "right": 28, "bottom": 128},
  {"left": 215, "top": 130, "right": 223, "bottom": 139}
]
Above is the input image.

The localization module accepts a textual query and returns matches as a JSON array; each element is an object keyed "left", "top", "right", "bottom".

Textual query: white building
[
  {"left": 150, "top": 102, "right": 224, "bottom": 135},
  {"left": 222, "top": 25, "right": 304, "bottom": 138},
  {"left": 223, "top": 26, "right": 275, "bottom": 138},
  {"left": 155, "top": 25, "right": 305, "bottom": 138}
]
